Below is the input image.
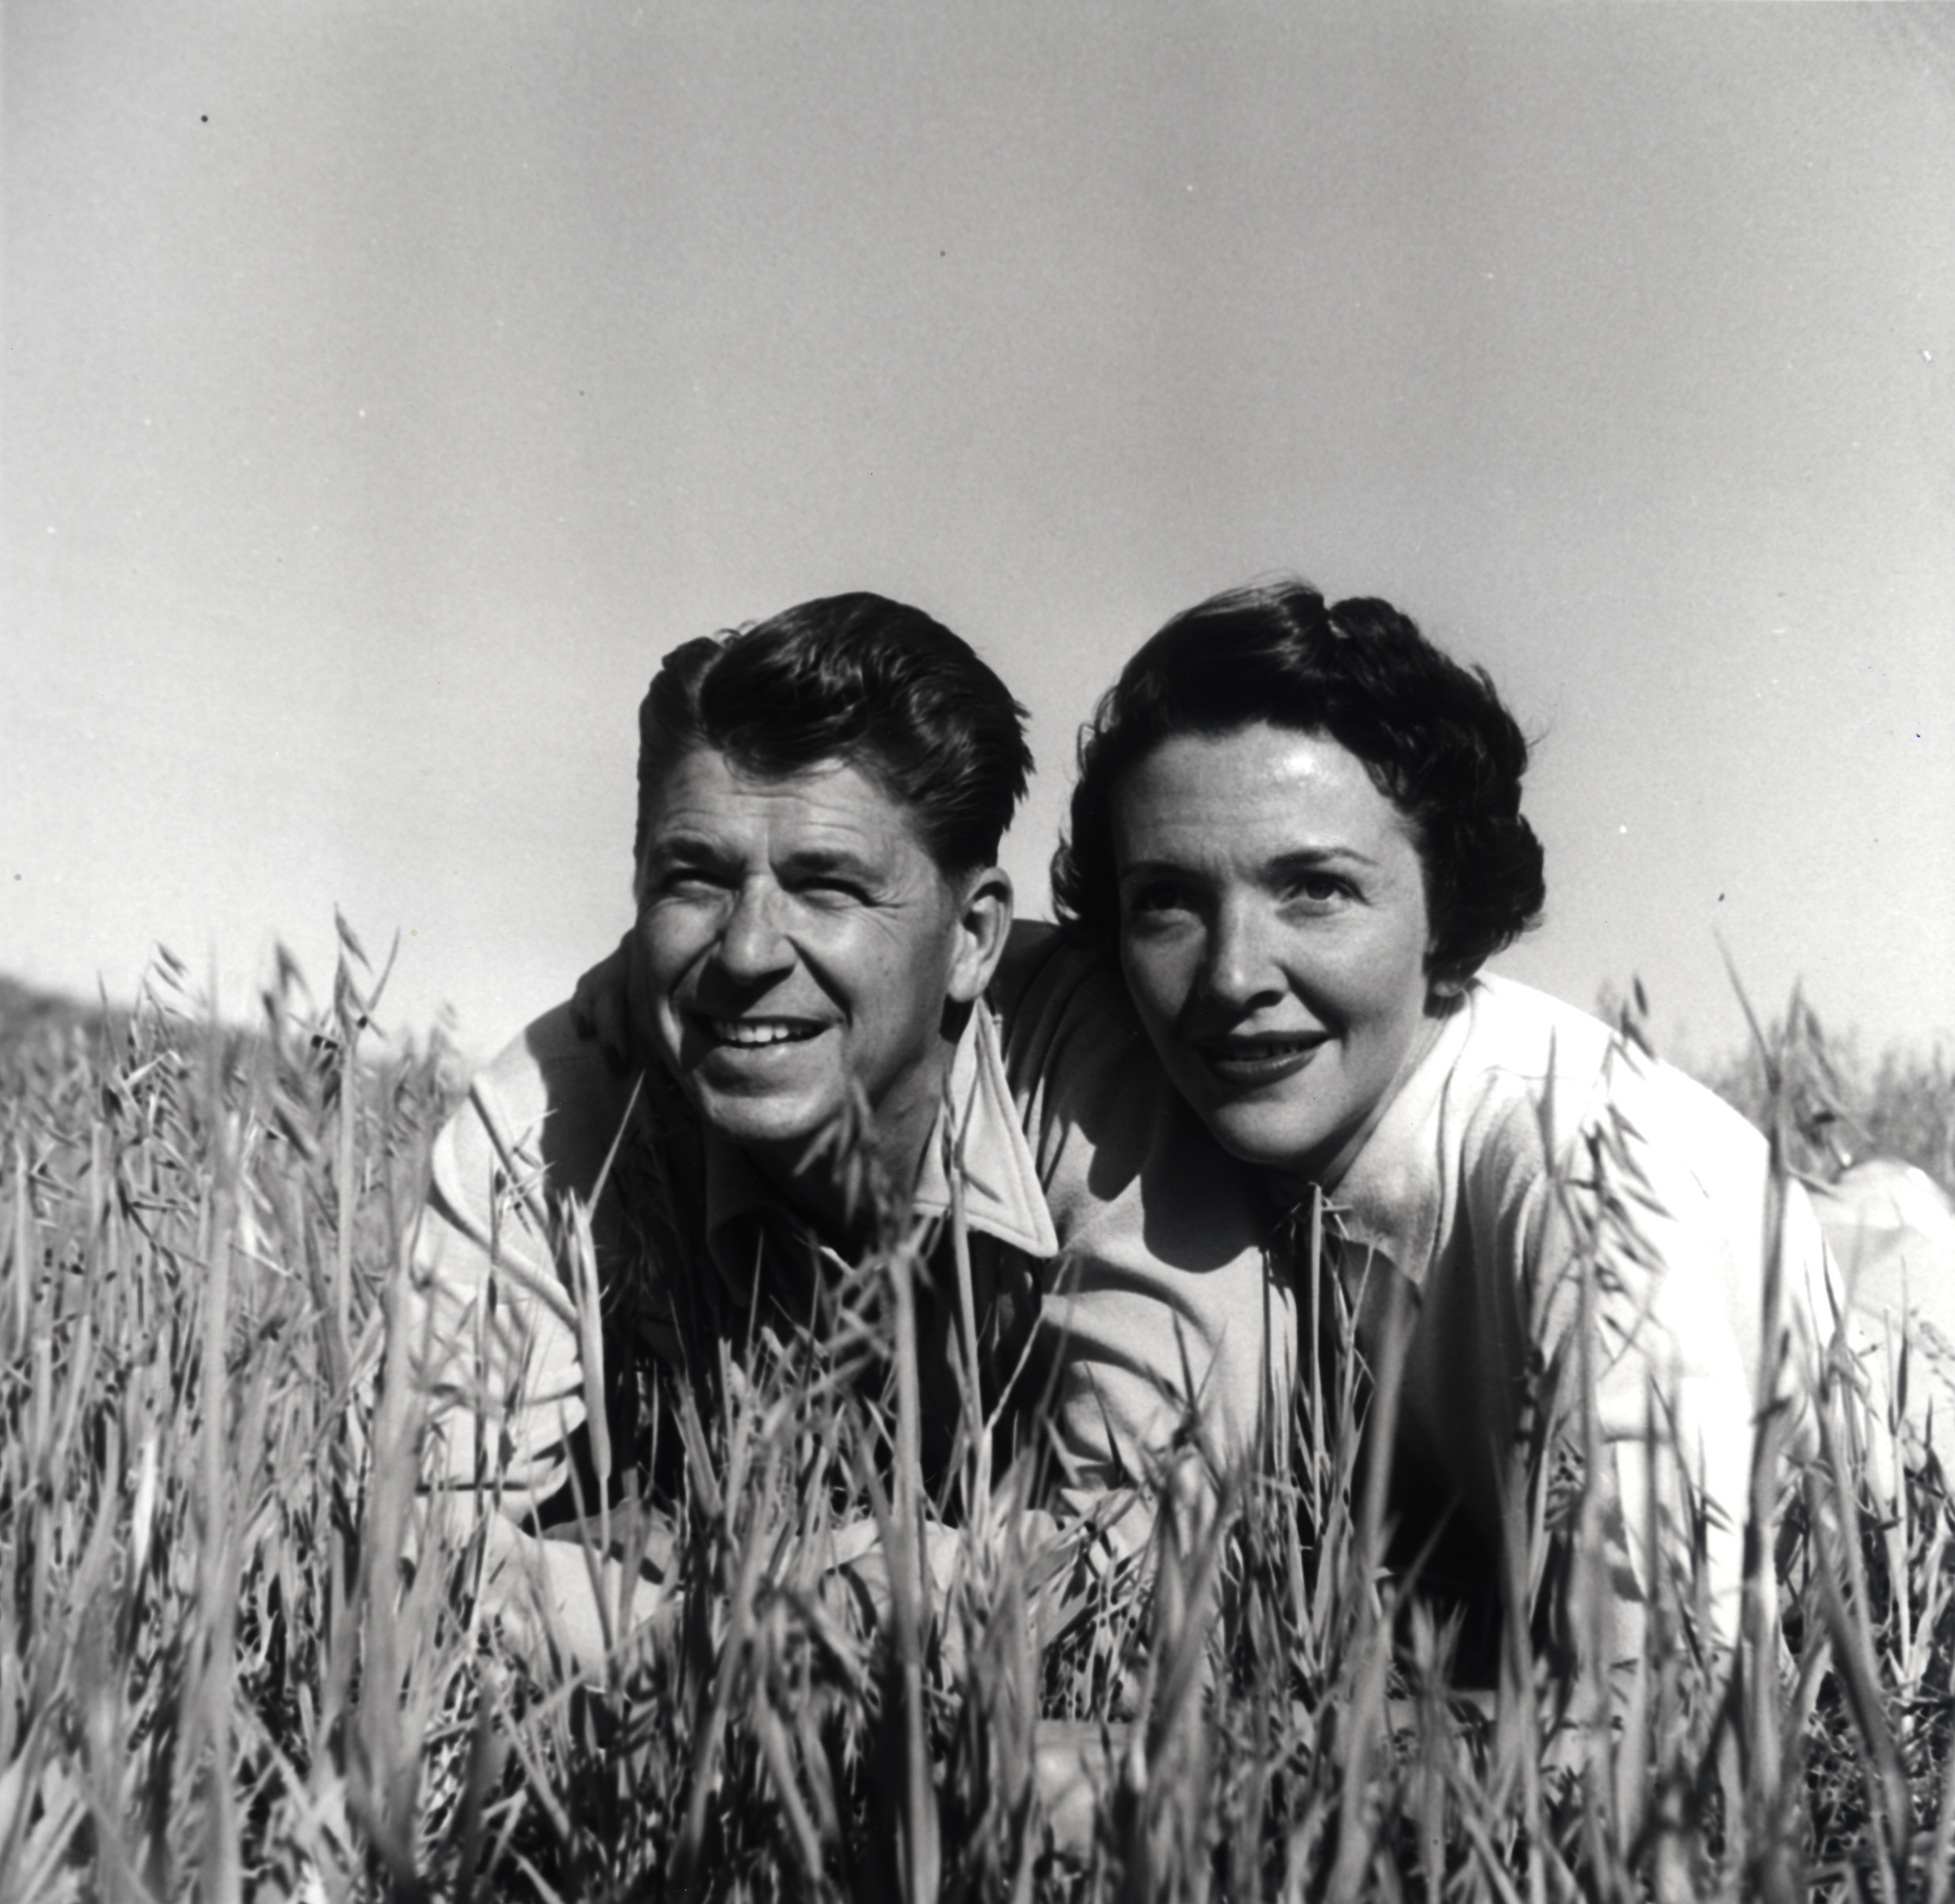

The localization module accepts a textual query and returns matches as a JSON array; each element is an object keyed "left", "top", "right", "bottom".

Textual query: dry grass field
[{"left": 2, "top": 935, "right": 1952, "bottom": 1902}]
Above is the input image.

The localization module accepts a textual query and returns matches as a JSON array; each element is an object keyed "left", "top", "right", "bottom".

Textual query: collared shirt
[
  {"left": 995, "top": 927, "right": 1294, "bottom": 1515},
  {"left": 412, "top": 985, "right": 1060, "bottom": 1514},
  {"left": 1309, "top": 971, "right": 1851, "bottom": 1642},
  {"left": 695, "top": 984, "right": 1060, "bottom": 1304},
  {"left": 410, "top": 925, "right": 1285, "bottom": 1523}
]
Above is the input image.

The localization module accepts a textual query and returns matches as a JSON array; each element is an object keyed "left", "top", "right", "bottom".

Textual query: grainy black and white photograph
[{"left": 4, "top": 6, "right": 1953, "bottom": 1899}]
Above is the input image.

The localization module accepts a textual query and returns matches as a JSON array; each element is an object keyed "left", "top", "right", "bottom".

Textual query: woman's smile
[{"left": 1193, "top": 1029, "right": 1332, "bottom": 1086}]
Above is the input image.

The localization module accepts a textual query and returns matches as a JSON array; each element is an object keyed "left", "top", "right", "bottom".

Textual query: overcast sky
[{"left": 5, "top": 3, "right": 1951, "bottom": 1069}]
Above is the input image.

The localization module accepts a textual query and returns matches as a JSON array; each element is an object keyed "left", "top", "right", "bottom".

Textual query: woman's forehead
[{"left": 1113, "top": 724, "right": 1414, "bottom": 857}]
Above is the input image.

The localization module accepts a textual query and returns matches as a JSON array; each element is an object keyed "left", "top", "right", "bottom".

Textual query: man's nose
[
  {"left": 712, "top": 880, "right": 794, "bottom": 983},
  {"left": 1199, "top": 899, "right": 1285, "bottom": 1012}
]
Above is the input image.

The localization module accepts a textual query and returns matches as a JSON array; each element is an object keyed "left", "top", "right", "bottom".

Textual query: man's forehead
[{"left": 642, "top": 745, "right": 927, "bottom": 853}]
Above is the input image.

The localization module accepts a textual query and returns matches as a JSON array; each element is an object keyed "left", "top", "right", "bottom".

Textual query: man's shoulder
[
  {"left": 989, "top": 920, "right": 1073, "bottom": 1013},
  {"left": 990, "top": 920, "right": 1129, "bottom": 1027},
  {"left": 479, "top": 998, "right": 636, "bottom": 1127},
  {"left": 436, "top": 1000, "right": 645, "bottom": 1211},
  {"left": 987, "top": 920, "right": 1148, "bottom": 1085}
]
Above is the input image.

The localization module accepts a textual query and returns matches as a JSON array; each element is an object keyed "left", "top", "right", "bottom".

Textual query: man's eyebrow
[
  {"left": 642, "top": 833, "right": 731, "bottom": 865},
  {"left": 640, "top": 838, "right": 883, "bottom": 880},
  {"left": 776, "top": 845, "right": 879, "bottom": 880}
]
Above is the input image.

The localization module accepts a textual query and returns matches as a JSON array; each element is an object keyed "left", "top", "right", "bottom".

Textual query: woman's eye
[
  {"left": 1127, "top": 882, "right": 1193, "bottom": 918},
  {"left": 1287, "top": 873, "right": 1347, "bottom": 905}
]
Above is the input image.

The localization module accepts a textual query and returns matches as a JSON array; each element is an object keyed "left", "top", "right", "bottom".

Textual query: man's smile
[{"left": 699, "top": 1015, "right": 828, "bottom": 1049}]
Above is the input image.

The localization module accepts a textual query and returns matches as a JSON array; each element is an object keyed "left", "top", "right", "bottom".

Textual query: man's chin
[{"left": 684, "top": 1081, "right": 832, "bottom": 1158}]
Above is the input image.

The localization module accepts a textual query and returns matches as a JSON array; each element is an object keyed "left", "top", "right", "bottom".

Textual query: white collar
[
  {"left": 699, "top": 998, "right": 1059, "bottom": 1296},
  {"left": 1308, "top": 989, "right": 1477, "bottom": 1288}
]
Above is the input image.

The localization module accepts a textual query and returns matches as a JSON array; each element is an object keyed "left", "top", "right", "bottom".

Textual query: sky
[{"left": 5, "top": 3, "right": 1952, "bottom": 1070}]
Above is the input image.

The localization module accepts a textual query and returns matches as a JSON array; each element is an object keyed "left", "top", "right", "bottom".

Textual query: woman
[{"left": 1047, "top": 578, "right": 1860, "bottom": 1660}]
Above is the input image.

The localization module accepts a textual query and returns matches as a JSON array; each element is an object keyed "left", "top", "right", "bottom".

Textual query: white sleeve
[
  {"left": 1518, "top": 1046, "right": 1775, "bottom": 1658},
  {"left": 408, "top": 1072, "right": 591, "bottom": 1516}
]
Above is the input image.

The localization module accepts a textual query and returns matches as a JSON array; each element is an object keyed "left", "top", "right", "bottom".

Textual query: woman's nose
[{"left": 1199, "top": 901, "right": 1285, "bottom": 1011}]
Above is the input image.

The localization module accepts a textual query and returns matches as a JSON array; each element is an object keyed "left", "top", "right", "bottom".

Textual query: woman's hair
[
  {"left": 636, "top": 591, "right": 1032, "bottom": 882},
  {"left": 1051, "top": 579, "right": 1545, "bottom": 983}
]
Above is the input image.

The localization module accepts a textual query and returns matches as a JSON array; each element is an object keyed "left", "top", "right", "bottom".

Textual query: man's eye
[{"left": 658, "top": 869, "right": 729, "bottom": 897}]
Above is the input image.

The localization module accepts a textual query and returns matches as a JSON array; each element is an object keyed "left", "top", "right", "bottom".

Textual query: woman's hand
[{"left": 570, "top": 929, "right": 638, "bottom": 1074}]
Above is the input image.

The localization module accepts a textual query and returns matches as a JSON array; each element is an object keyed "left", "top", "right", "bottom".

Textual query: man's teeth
[{"left": 712, "top": 1019, "right": 819, "bottom": 1047}]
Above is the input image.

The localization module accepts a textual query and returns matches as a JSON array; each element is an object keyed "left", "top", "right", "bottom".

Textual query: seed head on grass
[{"left": 3, "top": 946, "right": 1954, "bottom": 1901}]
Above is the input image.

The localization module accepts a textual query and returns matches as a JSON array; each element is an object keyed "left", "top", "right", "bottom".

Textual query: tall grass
[
  {"left": 2, "top": 942, "right": 1951, "bottom": 1901},
  {"left": 1691, "top": 995, "right": 1955, "bottom": 1192}
]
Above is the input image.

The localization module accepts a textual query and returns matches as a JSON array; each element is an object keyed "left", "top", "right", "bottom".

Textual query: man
[{"left": 409, "top": 592, "right": 1283, "bottom": 1669}]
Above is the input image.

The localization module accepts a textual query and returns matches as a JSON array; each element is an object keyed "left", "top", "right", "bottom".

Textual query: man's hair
[
  {"left": 635, "top": 592, "right": 1033, "bottom": 881},
  {"left": 1052, "top": 579, "right": 1545, "bottom": 984}
]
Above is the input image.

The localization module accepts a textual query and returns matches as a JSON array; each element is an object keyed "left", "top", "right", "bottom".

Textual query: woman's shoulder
[
  {"left": 1455, "top": 972, "right": 1615, "bottom": 1078},
  {"left": 1449, "top": 973, "right": 1766, "bottom": 1182},
  {"left": 1442, "top": 973, "right": 1610, "bottom": 1163}
]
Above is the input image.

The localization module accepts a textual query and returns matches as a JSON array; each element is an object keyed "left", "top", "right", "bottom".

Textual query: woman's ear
[
  {"left": 1425, "top": 941, "right": 1475, "bottom": 1006},
  {"left": 946, "top": 866, "right": 1015, "bottom": 1005}
]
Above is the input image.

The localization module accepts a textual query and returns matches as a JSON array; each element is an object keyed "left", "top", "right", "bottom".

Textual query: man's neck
[{"left": 750, "top": 1051, "right": 954, "bottom": 1258}]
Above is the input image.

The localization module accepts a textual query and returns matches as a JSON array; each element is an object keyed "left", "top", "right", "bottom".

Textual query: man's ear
[{"left": 946, "top": 866, "right": 1015, "bottom": 1006}]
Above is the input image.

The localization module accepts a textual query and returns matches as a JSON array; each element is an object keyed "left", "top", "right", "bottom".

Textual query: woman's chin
[{"left": 1201, "top": 1103, "right": 1337, "bottom": 1181}]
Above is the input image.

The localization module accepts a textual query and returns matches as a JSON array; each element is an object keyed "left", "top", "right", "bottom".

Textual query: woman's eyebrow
[
  {"left": 1116, "top": 857, "right": 1195, "bottom": 882},
  {"left": 1266, "top": 846, "right": 1379, "bottom": 875},
  {"left": 1118, "top": 844, "right": 1380, "bottom": 882}
]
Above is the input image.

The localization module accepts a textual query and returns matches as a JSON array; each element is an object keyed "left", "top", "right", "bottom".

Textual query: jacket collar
[
  {"left": 1313, "top": 986, "right": 1478, "bottom": 1290},
  {"left": 699, "top": 1000, "right": 1058, "bottom": 1302}
]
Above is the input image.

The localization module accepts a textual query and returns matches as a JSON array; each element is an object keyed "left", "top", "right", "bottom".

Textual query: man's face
[{"left": 633, "top": 746, "right": 999, "bottom": 1189}]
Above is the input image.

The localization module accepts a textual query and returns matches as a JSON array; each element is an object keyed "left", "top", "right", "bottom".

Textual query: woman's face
[{"left": 1112, "top": 722, "right": 1446, "bottom": 1188}]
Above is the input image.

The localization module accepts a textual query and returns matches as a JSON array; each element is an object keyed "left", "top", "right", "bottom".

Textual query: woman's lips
[{"left": 1194, "top": 1032, "right": 1328, "bottom": 1087}]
